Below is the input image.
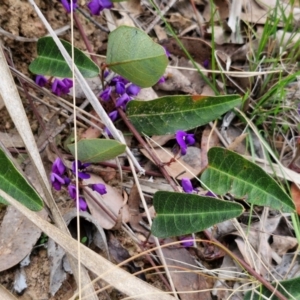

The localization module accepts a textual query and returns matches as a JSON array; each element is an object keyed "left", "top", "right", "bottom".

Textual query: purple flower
[
  {"left": 111, "top": 76, "right": 129, "bottom": 85},
  {"left": 115, "top": 81, "right": 125, "bottom": 94},
  {"left": 104, "top": 126, "right": 112, "bottom": 136},
  {"left": 108, "top": 110, "right": 119, "bottom": 122},
  {"left": 163, "top": 47, "right": 170, "bottom": 58},
  {"left": 61, "top": 0, "right": 78, "bottom": 13},
  {"left": 50, "top": 173, "right": 65, "bottom": 191},
  {"left": 203, "top": 59, "right": 209, "bottom": 69},
  {"left": 35, "top": 75, "right": 47, "bottom": 87},
  {"left": 68, "top": 184, "right": 77, "bottom": 199},
  {"left": 90, "top": 183, "right": 107, "bottom": 195},
  {"left": 116, "top": 93, "right": 130, "bottom": 108},
  {"left": 157, "top": 76, "right": 165, "bottom": 84},
  {"left": 78, "top": 197, "right": 88, "bottom": 211},
  {"left": 181, "top": 178, "right": 193, "bottom": 194},
  {"left": 50, "top": 158, "right": 67, "bottom": 190},
  {"left": 100, "top": 86, "right": 112, "bottom": 101},
  {"left": 72, "top": 161, "right": 91, "bottom": 179},
  {"left": 175, "top": 130, "right": 195, "bottom": 155},
  {"left": 52, "top": 78, "right": 73, "bottom": 96},
  {"left": 205, "top": 191, "right": 216, "bottom": 197},
  {"left": 52, "top": 158, "right": 66, "bottom": 175},
  {"left": 62, "top": 78, "right": 73, "bottom": 89},
  {"left": 64, "top": 176, "right": 71, "bottom": 186},
  {"left": 87, "top": 0, "right": 113, "bottom": 15},
  {"left": 126, "top": 84, "right": 141, "bottom": 96},
  {"left": 180, "top": 236, "right": 194, "bottom": 247}
]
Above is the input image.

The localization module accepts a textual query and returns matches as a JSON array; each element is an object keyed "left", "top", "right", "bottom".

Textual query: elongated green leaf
[
  {"left": 127, "top": 94, "right": 241, "bottom": 135},
  {"left": 151, "top": 191, "right": 244, "bottom": 238},
  {"left": 68, "top": 139, "right": 126, "bottom": 163},
  {"left": 106, "top": 26, "right": 168, "bottom": 87},
  {"left": 29, "top": 37, "right": 99, "bottom": 78},
  {"left": 244, "top": 277, "right": 300, "bottom": 300},
  {"left": 0, "top": 148, "right": 43, "bottom": 211},
  {"left": 201, "top": 147, "right": 295, "bottom": 212}
]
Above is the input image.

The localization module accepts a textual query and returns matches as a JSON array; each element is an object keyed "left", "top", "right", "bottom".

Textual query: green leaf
[
  {"left": 29, "top": 37, "right": 99, "bottom": 78},
  {"left": 106, "top": 26, "right": 168, "bottom": 88},
  {"left": 244, "top": 277, "right": 300, "bottom": 300},
  {"left": 127, "top": 94, "right": 241, "bottom": 135},
  {"left": 68, "top": 139, "right": 126, "bottom": 163},
  {"left": 201, "top": 147, "right": 295, "bottom": 212},
  {"left": 0, "top": 148, "right": 43, "bottom": 211},
  {"left": 151, "top": 191, "right": 244, "bottom": 238}
]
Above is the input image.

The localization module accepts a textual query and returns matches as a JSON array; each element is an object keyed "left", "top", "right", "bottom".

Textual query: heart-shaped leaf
[
  {"left": 127, "top": 94, "right": 241, "bottom": 135},
  {"left": 0, "top": 148, "right": 43, "bottom": 211},
  {"left": 106, "top": 26, "right": 168, "bottom": 87},
  {"left": 68, "top": 139, "right": 126, "bottom": 163},
  {"left": 201, "top": 147, "right": 295, "bottom": 212},
  {"left": 151, "top": 191, "right": 244, "bottom": 238},
  {"left": 29, "top": 37, "right": 99, "bottom": 78}
]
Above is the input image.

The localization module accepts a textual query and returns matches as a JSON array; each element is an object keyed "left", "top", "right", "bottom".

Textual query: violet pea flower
[
  {"left": 78, "top": 197, "right": 88, "bottom": 211},
  {"left": 175, "top": 130, "right": 195, "bottom": 155},
  {"left": 72, "top": 161, "right": 91, "bottom": 179},
  {"left": 181, "top": 178, "right": 194, "bottom": 194},
  {"left": 108, "top": 110, "right": 119, "bottom": 122},
  {"left": 61, "top": 0, "right": 78, "bottom": 13},
  {"left": 50, "top": 173, "right": 65, "bottom": 191},
  {"left": 100, "top": 86, "right": 112, "bottom": 101},
  {"left": 68, "top": 184, "right": 77, "bottom": 199},
  {"left": 126, "top": 84, "right": 141, "bottom": 96},
  {"left": 90, "top": 183, "right": 107, "bottom": 195},
  {"left": 116, "top": 93, "right": 130, "bottom": 108},
  {"left": 111, "top": 76, "right": 129, "bottom": 85},
  {"left": 180, "top": 236, "right": 194, "bottom": 247},
  {"left": 205, "top": 191, "right": 216, "bottom": 197},
  {"left": 163, "top": 46, "right": 170, "bottom": 58},
  {"left": 52, "top": 158, "right": 66, "bottom": 175},
  {"left": 50, "top": 158, "right": 66, "bottom": 190},
  {"left": 35, "top": 75, "right": 47, "bottom": 87},
  {"left": 88, "top": 0, "right": 113, "bottom": 15},
  {"left": 203, "top": 59, "right": 210, "bottom": 69},
  {"left": 52, "top": 78, "right": 73, "bottom": 96},
  {"left": 157, "top": 76, "right": 165, "bottom": 84},
  {"left": 115, "top": 81, "right": 125, "bottom": 95}
]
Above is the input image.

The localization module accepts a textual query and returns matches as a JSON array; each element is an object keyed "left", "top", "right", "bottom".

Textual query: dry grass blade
[
  {"left": 0, "top": 284, "right": 18, "bottom": 300},
  {"left": 0, "top": 189, "right": 175, "bottom": 300}
]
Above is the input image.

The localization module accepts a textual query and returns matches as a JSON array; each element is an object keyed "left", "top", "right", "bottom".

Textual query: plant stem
[{"left": 116, "top": 104, "right": 179, "bottom": 192}]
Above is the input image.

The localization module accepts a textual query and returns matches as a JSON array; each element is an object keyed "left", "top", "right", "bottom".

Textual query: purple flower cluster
[
  {"left": 100, "top": 74, "right": 141, "bottom": 109},
  {"left": 35, "top": 75, "right": 73, "bottom": 97},
  {"left": 99, "top": 73, "right": 141, "bottom": 135},
  {"left": 50, "top": 158, "right": 107, "bottom": 211}
]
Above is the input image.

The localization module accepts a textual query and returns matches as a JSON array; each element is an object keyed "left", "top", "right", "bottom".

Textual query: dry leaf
[
  {"left": 0, "top": 206, "right": 47, "bottom": 272},
  {"left": 201, "top": 126, "right": 220, "bottom": 169},
  {"left": 48, "top": 209, "right": 108, "bottom": 296},
  {"left": 158, "top": 238, "right": 211, "bottom": 300},
  {"left": 0, "top": 131, "right": 24, "bottom": 148},
  {"left": 83, "top": 174, "right": 129, "bottom": 229},
  {"left": 291, "top": 182, "right": 300, "bottom": 215},
  {"left": 141, "top": 147, "right": 202, "bottom": 180}
]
